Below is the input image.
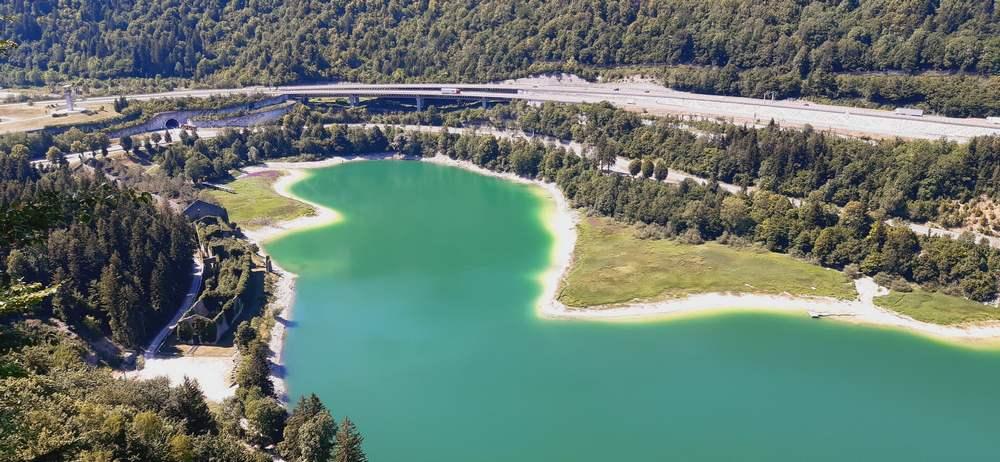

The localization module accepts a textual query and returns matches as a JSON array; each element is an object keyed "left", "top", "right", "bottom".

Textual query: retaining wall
[{"left": 108, "top": 95, "right": 290, "bottom": 138}]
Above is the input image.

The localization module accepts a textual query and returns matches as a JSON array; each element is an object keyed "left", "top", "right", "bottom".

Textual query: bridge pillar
[
  {"left": 348, "top": 95, "right": 360, "bottom": 107},
  {"left": 480, "top": 98, "right": 488, "bottom": 109},
  {"left": 415, "top": 96, "right": 424, "bottom": 111}
]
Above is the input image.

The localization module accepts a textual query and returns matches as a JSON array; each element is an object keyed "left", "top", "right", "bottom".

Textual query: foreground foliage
[{"left": 0, "top": 321, "right": 268, "bottom": 462}]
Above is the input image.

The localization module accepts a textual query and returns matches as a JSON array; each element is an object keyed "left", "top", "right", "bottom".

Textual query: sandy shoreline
[
  {"left": 241, "top": 166, "right": 344, "bottom": 244},
  {"left": 262, "top": 256, "right": 296, "bottom": 402},
  {"left": 543, "top": 278, "right": 1000, "bottom": 344}
]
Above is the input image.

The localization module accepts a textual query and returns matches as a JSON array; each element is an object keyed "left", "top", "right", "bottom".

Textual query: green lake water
[{"left": 266, "top": 161, "right": 1000, "bottom": 461}]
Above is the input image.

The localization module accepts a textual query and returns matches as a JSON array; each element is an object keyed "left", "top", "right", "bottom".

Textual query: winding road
[
  {"left": 144, "top": 255, "right": 204, "bottom": 359},
  {"left": 5, "top": 79, "right": 1000, "bottom": 142}
]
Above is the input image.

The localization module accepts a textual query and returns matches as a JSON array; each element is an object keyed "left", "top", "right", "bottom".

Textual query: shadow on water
[{"left": 275, "top": 315, "right": 297, "bottom": 328}]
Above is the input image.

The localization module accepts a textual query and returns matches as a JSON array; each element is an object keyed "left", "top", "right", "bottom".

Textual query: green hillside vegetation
[
  {"left": 204, "top": 171, "right": 314, "bottom": 230},
  {"left": 0, "top": 157, "right": 366, "bottom": 461},
  {"left": 559, "top": 217, "right": 855, "bottom": 307},
  {"left": 2, "top": 1, "right": 999, "bottom": 116},
  {"left": 0, "top": 152, "right": 196, "bottom": 350},
  {"left": 874, "top": 288, "right": 1000, "bottom": 326}
]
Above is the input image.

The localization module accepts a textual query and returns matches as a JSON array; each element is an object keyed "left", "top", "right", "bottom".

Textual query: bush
[
  {"left": 633, "top": 223, "right": 669, "bottom": 240},
  {"left": 653, "top": 160, "right": 668, "bottom": 181},
  {"left": 889, "top": 279, "right": 913, "bottom": 293},
  {"left": 628, "top": 159, "right": 641, "bottom": 176},
  {"left": 82, "top": 315, "right": 103, "bottom": 337},
  {"left": 843, "top": 264, "right": 861, "bottom": 280},
  {"left": 873, "top": 272, "right": 895, "bottom": 288},
  {"left": 640, "top": 159, "right": 654, "bottom": 178},
  {"left": 680, "top": 227, "right": 704, "bottom": 245}
]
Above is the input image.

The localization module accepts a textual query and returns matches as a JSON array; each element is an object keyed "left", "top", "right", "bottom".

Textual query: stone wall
[
  {"left": 191, "top": 103, "right": 294, "bottom": 129},
  {"left": 108, "top": 95, "right": 290, "bottom": 138}
]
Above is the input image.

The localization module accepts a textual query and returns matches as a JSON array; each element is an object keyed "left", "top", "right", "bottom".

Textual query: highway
[{"left": 5, "top": 80, "right": 1000, "bottom": 142}]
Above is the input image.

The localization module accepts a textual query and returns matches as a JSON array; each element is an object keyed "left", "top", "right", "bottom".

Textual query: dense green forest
[
  {"left": 0, "top": 152, "right": 195, "bottom": 349},
  {"left": 1, "top": 1, "right": 998, "bottom": 115},
  {"left": 0, "top": 144, "right": 367, "bottom": 461}
]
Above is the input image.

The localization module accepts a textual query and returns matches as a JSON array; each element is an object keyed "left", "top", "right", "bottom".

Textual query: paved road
[
  {"left": 6, "top": 81, "right": 999, "bottom": 142},
  {"left": 30, "top": 128, "right": 221, "bottom": 166},
  {"left": 144, "top": 255, "right": 204, "bottom": 359}
]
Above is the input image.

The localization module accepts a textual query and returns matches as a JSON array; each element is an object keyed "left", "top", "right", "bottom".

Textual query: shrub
[
  {"left": 680, "top": 227, "right": 704, "bottom": 245},
  {"left": 889, "top": 279, "right": 913, "bottom": 293}
]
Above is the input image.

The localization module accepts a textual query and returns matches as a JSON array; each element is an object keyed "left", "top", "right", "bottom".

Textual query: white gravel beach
[{"left": 129, "top": 355, "right": 238, "bottom": 402}]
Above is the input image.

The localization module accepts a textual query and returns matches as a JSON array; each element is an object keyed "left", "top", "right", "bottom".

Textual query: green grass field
[
  {"left": 557, "top": 217, "right": 856, "bottom": 307},
  {"left": 874, "top": 289, "right": 1000, "bottom": 326},
  {"left": 204, "top": 171, "right": 313, "bottom": 229}
]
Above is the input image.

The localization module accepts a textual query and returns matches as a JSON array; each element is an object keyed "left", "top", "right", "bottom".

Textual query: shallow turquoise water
[{"left": 266, "top": 161, "right": 1000, "bottom": 461}]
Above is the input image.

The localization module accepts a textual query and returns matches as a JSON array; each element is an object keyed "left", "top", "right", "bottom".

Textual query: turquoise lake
[{"left": 265, "top": 161, "right": 1000, "bottom": 461}]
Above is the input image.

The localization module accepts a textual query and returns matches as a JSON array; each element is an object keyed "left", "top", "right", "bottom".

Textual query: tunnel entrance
[{"left": 165, "top": 118, "right": 180, "bottom": 129}]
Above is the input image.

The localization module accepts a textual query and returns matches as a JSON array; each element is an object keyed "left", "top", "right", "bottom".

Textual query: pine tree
[
  {"left": 236, "top": 340, "right": 274, "bottom": 397},
  {"left": 333, "top": 417, "right": 367, "bottom": 462},
  {"left": 279, "top": 394, "right": 336, "bottom": 462},
  {"left": 98, "top": 259, "right": 121, "bottom": 334},
  {"left": 234, "top": 321, "right": 257, "bottom": 353},
  {"left": 150, "top": 255, "right": 170, "bottom": 313},
  {"left": 244, "top": 396, "right": 286, "bottom": 447},
  {"left": 298, "top": 412, "right": 337, "bottom": 462},
  {"left": 653, "top": 160, "right": 669, "bottom": 181},
  {"left": 165, "top": 377, "right": 217, "bottom": 435}
]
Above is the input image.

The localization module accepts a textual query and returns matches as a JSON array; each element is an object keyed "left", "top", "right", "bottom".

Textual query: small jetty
[{"left": 808, "top": 310, "right": 856, "bottom": 319}]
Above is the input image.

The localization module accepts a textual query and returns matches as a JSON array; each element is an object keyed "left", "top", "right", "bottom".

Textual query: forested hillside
[
  {"left": 1, "top": 1, "right": 998, "bottom": 115},
  {"left": 0, "top": 151, "right": 196, "bottom": 349},
  {"left": 0, "top": 134, "right": 361, "bottom": 462}
]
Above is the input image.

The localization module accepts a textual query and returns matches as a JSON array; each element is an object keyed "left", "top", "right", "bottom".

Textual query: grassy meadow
[
  {"left": 203, "top": 170, "right": 313, "bottom": 229},
  {"left": 557, "top": 217, "right": 856, "bottom": 308},
  {"left": 874, "top": 289, "right": 1000, "bottom": 326}
]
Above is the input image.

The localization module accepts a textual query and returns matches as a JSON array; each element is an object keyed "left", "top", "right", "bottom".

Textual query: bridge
[{"left": 8, "top": 82, "right": 1000, "bottom": 141}]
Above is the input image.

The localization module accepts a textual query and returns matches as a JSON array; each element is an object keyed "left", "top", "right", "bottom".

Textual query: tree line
[
  {"left": 1, "top": 1, "right": 998, "bottom": 116},
  {"left": 420, "top": 101, "right": 1000, "bottom": 231}
]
